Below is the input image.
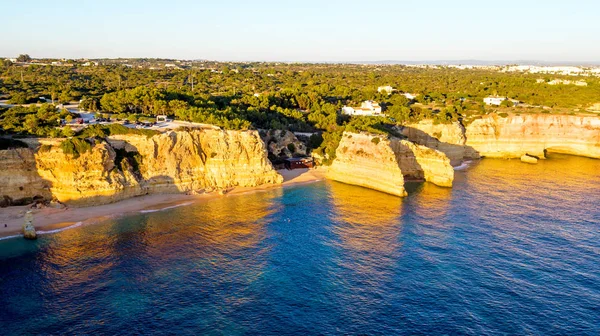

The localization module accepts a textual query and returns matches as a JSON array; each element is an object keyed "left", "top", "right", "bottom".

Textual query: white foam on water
[
  {"left": 38, "top": 221, "right": 83, "bottom": 235},
  {"left": 454, "top": 161, "right": 473, "bottom": 171},
  {"left": 139, "top": 202, "right": 193, "bottom": 213},
  {"left": 0, "top": 234, "right": 23, "bottom": 241}
]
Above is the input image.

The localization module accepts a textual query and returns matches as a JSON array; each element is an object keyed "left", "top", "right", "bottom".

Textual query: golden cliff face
[
  {"left": 327, "top": 133, "right": 408, "bottom": 197},
  {"left": 391, "top": 140, "right": 454, "bottom": 188},
  {"left": 326, "top": 132, "right": 454, "bottom": 197},
  {"left": 108, "top": 130, "right": 282, "bottom": 192},
  {"left": 465, "top": 114, "right": 600, "bottom": 159},
  {"left": 402, "top": 120, "right": 480, "bottom": 166},
  {"left": 0, "top": 130, "right": 282, "bottom": 207},
  {"left": 0, "top": 148, "right": 51, "bottom": 205}
]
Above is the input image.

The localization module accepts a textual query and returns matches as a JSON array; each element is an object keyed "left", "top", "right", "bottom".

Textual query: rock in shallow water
[
  {"left": 521, "top": 154, "right": 538, "bottom": 164},
  {"left": 22, "top": 210, "right": 37, "bottom": 240}
]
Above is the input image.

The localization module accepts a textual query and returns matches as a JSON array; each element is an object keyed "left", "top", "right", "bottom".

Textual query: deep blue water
[{"left": 1, "top": 155, "right": 599, "bottom": 335}]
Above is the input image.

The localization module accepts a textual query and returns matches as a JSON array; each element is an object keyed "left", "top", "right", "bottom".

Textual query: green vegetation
[
  {"left": 59, "top": 138, "right": 93, "bottom": 158},
  {"left": 114, "top": 148, "right": 144, "bottom": 176},
  {"left": 77, "top": 124, "right": 159, "bottom": 138},
  {"left": 2, "top": 59, "right": 599, "bottom": 163},
  {"left": 0, "top": 105, "right": 73, "bottom": 137}
]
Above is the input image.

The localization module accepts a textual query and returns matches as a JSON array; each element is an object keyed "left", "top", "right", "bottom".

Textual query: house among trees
[
  {"left": 401, "top": 92, "right": 418, "bottom": 100},
  {"left": 377, "top": 86, "right": 395, "bottom": 94},
  {"left": 341, "top": 100, "right": 384, "bottom": 116},
  {"left": 484, "top": 96, "right": 520, "bottom": 107},
  {"left": 483, "top": 96, "right": 508, "bottom": 106}
]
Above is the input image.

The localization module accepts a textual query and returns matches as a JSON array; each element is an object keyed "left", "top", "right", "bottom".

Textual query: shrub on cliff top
[
  {"left": 60, "top": 138, "right": 92, "bottom": 158},
  {"left": 78, "top": 124, "right": 159, "bottom": 138}
]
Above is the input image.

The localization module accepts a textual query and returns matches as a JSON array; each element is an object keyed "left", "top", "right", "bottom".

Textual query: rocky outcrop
[
  {"left": 0, "top": 130, "right": 282, "bottom": 207},
  {"left": 327, "top": 132, "right": 454, "bottom": 197},
  {"left": 402, "top": 120, "right": 480, "bottom": 166},
  {"left": 327, "top": 133, "right": 408, "bottom": 197},
  {"left": 261, "top": 130, "right": 307, "bottom": 159},
  {"left": 0, "top": 148, "right": 52, "bottom": 206},
  {"left": 521, "top": 154, "right": 538, "bottom": 164},
  {"left": 390, "top": 140, "right": 454, "bottom": 187},
  {"left": 23, "top": 210, "right": 36, "bottom": 240},
  {"left": 465, "top": 113, "right": 600, "bottom": 159}
]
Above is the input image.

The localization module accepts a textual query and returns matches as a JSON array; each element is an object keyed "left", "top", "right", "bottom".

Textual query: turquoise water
[{"left": 0, "top": 155, "right": 599, "bottom": 335}]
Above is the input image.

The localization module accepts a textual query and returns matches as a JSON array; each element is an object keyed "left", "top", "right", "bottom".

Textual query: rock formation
[
  {"left": 23, "top": 210, "right": 36, "bottom": 240},
  {"left": 390, "top": 140, "right": 454, "bottom": 187},
  {"left": 401, "top": 120, "right": 480, "bottom": 166},
  {"left": 465, "top": 113, "right": 600, "bottom": 159},
  {"left": 327, "top": 132, "right": 454, "bottom": 197},
  {"left": 327, "top": 133, "right": 408, "bottom": 197},
  {"left": 0, "top": 148, "right": 52, "bottom": 206},
  {"left": 0, "top": 129, "right": 282, "bottom": 207},
  {"left": 521, "top": 154, "right": 538, "bottom": 164},
  {"left": 261, "top": 130, "right": 307, "bottom": 159}
]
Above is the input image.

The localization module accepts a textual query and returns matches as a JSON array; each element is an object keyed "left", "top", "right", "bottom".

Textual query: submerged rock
[
  {"left": 22, "top": 210, "right": 37, "bottom": 240},
  {"left": 521, "top": 154, "right": 539, "bottom": 164}
]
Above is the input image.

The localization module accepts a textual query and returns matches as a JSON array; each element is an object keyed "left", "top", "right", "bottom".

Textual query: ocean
[{"left": 0, "top": 155, "right": 599, "bottom": 335}]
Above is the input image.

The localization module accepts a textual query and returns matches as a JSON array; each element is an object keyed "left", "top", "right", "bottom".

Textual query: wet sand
[{"left": 0, "top": 168, "right": 326, "bottom": 238}]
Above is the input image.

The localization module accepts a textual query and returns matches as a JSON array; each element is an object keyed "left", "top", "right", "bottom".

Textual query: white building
[
  {"left": 483, "top": 96, "right": 507, "bottom": 106},
  {"left": 341, "top": 100, "right": 384, "bottom": 116},
  {"left": 377, "top": 86, "right": 395, "bottom": 94},
  {"left": 402, "top": 93, "right": 417, "bottom": 100}
]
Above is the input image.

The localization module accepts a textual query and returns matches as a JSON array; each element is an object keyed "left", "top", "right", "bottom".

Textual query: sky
[{"left": 2, "top": 0, "right": 599, "bottom": 62}]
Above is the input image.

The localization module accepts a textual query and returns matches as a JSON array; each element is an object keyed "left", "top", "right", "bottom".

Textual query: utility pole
[{"left": 20, "top": 69, "right": 24, "bottom": 84}]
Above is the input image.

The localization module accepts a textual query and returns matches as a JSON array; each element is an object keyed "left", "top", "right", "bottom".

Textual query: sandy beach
[{"left": 0, "top": 168, "right": 326, "bottom": 239}]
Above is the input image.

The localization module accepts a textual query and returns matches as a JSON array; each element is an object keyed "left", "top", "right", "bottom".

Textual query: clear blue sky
[{"left": 2, "top": 0, "right": 598, "bottom": 62}]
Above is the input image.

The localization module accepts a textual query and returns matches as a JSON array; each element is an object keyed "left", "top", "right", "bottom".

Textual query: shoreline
[{"left": 0, "top": 168, "right": 326, "bottom": 239}]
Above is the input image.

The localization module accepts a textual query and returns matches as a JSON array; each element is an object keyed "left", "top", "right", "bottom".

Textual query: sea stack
[{"left": 23, "top": 210, "right": 37, "bottom": 240}]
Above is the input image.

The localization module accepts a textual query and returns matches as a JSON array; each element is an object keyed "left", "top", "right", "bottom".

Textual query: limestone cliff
[
  {"left": 327, "top": 133, "right": 408, "bottom": 197},
  {"left": 402, "top": 120, "right": 480, "bottom": 165},
  {"left": 465, "top": 113, "right": 600, "bottom": 159},
  {"left": 0, "top": 130, "right": 282, "bottom": 207},
  {"left": 327, "top": 132, "right": 453, "bottom": 197},
  {"left": 390, "top": 140, "right": 454, "bottom": 187},
  {"left": 0, "top": 148, "right": 51, "bottom": 206}
]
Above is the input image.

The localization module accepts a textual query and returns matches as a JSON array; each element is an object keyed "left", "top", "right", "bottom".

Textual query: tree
[
  {"left": 8, "top": 92, "right": 28, "bottom": 104},
  {"left": 62, "top": 126, "right": 75, "bottom": 137},
  {"left": 16, "top": 54, "right": 32, "bottom": 63}
]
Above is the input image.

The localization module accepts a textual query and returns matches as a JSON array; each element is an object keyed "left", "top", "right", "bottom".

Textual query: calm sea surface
[{"left": 0, "top": 155, "right": 599, "bottom": 335}]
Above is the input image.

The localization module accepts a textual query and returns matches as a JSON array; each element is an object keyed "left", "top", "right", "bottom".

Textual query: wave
[
  {"left": 454, "top": 160, "right": 473, "bottom": 171},
  {"left": 139, "top": 202, "right": 193, "bottom": 213},
  {"left": 38, "top": 221, "right": 83, "bottom": 235},
  {"left": 0, "top": 234, "right": 23, "bottom": 241}
]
